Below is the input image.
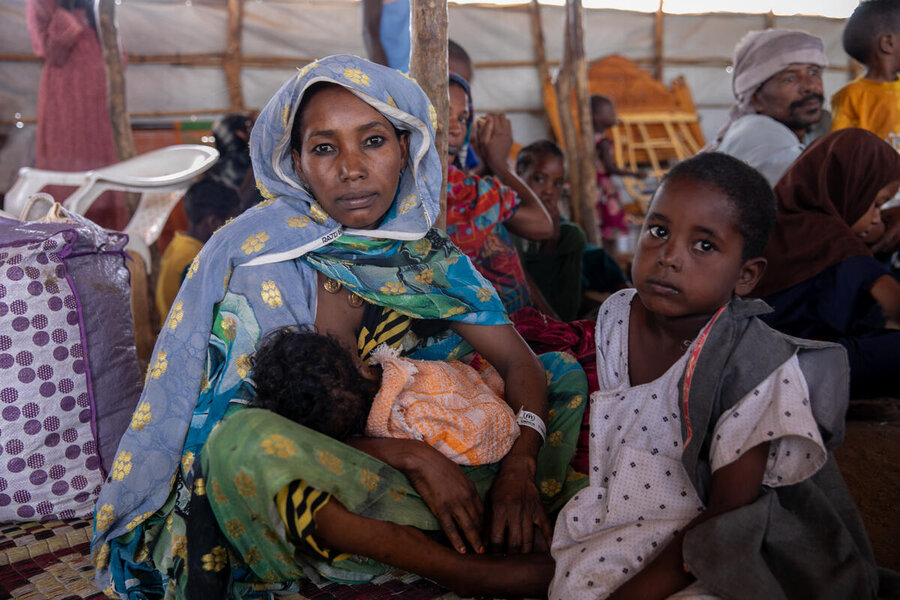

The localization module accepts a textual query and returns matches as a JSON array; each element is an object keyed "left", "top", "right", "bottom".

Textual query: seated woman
[
  {"left": 753, "top": 128, "right": 900, "bottom": 398},
  {"left": 91, "top": 55, "right": 587, "bottom": 599}
]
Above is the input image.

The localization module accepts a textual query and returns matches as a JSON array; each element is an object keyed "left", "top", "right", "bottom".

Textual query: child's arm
[
  {"left": 311, "top": 493, "right": 555, "bottom": 598},
  {"left": 609, "top": 441, "right": 770, "bottom": 600},
  {"left": 473, "top": 114, "right": 554, "bottom": 241}
]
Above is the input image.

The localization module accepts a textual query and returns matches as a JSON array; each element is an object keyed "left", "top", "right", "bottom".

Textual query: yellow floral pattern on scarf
[
  {"left": 130, "top": 403, "right": 151, "bottom": 431},
  {"left": 261, "top": 434, "right": 297, "bottom": 458},
  {"left": 167, "top": 301, "right": 183, "bottom": 330},
  {"left": 413, "top": 268, "right": 433, "bottom": 285},
  {"left": 477, "top": 287, "right": 493, "bottom": 302},
  {"left": 380, "top": 281, "right": 407, "bottom": 295},
  {"left": 343, "top": 68, "right": 371, "bottom": 87},
  {"left": 261, "top": 281, "right": 283, "bottom": 308},
  {"left": 316, "top": 451, "right": 343, "bottom": 474},
  {"left": 242, "top": 232, "right": 269, "bottom": 255},
  {"left": 235, "top": 472, "right": 258, "bottom": 497},
  {"left": 202, "top": 546, "right": 228, "bottom": 572},
  {"left": 95, "top": 504, "right": 115, "bottom": 531},
  {"left": 360, "top": 469, "right": 380, "bottom": 492},
  {"left": 540, "top": 478, "right": 562, "bottom": 497},
  {"left": 112, "top": 452, "right": 133, "bottom": 481},
  {"left": 150, "top": 351, "right": 168, "bottom": 380},
  {"left": 287, "top": 215, "right": 311, "bottom": 228}
]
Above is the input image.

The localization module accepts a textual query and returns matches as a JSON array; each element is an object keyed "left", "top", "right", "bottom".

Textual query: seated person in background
[
  {"left": 205, "top": 113, "right": 264, "bottom": 211},
  {"left": 448, "top": 40, "right": 482, "bottom": 173},
  {"left": 251, "top": 326, "right": 520, "bottom": 466},
  {"left": 445, "top": 73, "right": 556, "bottom": 316},
  {"left": 551, "top": 151, "right": 880, "bottom": 600},
  {"left": 832, "top": 0, "right": 900, "bottom": 149},
  {"left": 753, "top": 128, "right": 900, "bottom": 398},
  {"left": 591, "top": 95, "right": 644, "bottom": 248},
  {"left": 155, "top": 177, "right": 240, "bottom": 322},
  {"left": 706, "top": 29, "right": 828, "bottom": 186},
  {"left": 515, "top": 139, "right": 621, "bottom": 322}
]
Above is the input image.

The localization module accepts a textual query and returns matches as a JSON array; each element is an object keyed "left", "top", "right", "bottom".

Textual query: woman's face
[
  {"left": 850, "top": 179, "right": 899, "bottom": 245},
  {"left": 291, "top": 85, "right": 409, "bottom": 230}
]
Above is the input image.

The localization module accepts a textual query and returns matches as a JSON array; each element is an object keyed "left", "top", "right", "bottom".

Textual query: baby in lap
[{"left": 249, "top": 327, "right": 520, "bottom": 466}]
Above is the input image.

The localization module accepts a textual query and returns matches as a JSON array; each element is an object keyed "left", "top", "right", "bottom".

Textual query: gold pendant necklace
[{"left": 323, "top": 277, "right": 365, "bottom": 307}]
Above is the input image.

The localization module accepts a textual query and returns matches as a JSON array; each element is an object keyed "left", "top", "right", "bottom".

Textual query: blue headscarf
[{"left": 92, "top": 54, "right": 507, "bottom": 596}]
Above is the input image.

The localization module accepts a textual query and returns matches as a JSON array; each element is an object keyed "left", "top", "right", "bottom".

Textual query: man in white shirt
[{"left": 706, "top": 29, "right": 828, "bottom": 186}]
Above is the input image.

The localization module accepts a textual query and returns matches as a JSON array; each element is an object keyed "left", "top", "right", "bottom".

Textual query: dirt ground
[{"left": 835, "top": 419, "right": 900, "bottom": 571}]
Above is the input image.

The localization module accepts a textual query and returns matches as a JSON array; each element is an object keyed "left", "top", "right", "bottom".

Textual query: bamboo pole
[
  {"left": 97, "top": 0, "right": 138, "bottom": 214},
  {"left": 225, "top": 0, "right": 245, "bottom": 111},
  {"left": 653, "top": 0, "right": 664, "bottom": 81},
  {"left": 556, "top": 0, "right": 599, "bottom": 245},
  {"left": 410, "top": 0, "right": 449, "bottom": 230},
  {"left": 529, "top": 0, "right": 556, "bottom": 136}
]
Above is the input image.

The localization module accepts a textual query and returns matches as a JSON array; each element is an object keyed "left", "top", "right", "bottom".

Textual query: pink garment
[
  {"left": 365, "top": 345, "right": 519, "bottom": 466},
  {"left": 595, "top": 135, "right": 629, "bottom": 242},
  {"left": 27, "top": 0, "right": 127, "bottom": 230}
]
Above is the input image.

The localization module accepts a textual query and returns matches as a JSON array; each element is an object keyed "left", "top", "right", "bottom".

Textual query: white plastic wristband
[{"left": 516, "top": 409, "right": 547, "bottom": 442}]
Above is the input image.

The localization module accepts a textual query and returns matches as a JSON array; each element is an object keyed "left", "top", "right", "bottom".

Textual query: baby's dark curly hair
[{"left": 250, "top": 326, "right": 380, "bottom": 441}]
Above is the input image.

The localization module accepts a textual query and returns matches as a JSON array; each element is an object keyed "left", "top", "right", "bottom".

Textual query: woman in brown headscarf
[{"left": 754, "top": 128, "right": 900, "bottom": 397}]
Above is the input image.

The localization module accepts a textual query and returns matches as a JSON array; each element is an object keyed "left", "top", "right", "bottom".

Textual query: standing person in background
[
  {"left": 591, "top": 95, "right": 644, "bottom": 252},
  {"left": 155, "top": 178, "right": 241, "bottom": 323},
  {"left": 831, "top": 0, "right": 900, "bottom": 149},
  {"left": 362, "top": 0, "right": 410, "bottom": 73},
  {"left": 26, "top": 0, "right": 126, "bottom": 230}
]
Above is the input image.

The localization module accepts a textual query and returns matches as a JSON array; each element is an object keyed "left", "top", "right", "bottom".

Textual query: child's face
[
  {"left": 850, "top": 179, "right": 898, "bottom": 244},
  {"left": 291, "top": 85, "right": 409, "bottom": 230},
  {"left": 448, "top": 84, "right": 469, "bottom": 159},
  {"left": 592, "top": 102, "right": 617, "bottom": 132},
  {"left": 632, "top": 176, "right": 764, "bottom": 319},
  {"left": 521, "top": 154, "right": 565, "bottom": 218}
]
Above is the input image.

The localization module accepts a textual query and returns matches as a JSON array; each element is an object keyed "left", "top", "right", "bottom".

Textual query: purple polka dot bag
[{"left": 0, "top": 215, "right": 142, "bottom": 522}]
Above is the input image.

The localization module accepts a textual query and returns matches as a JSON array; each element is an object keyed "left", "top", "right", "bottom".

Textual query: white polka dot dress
[{"left": 549, "top": 290, "right": 827, "bottom": 599}]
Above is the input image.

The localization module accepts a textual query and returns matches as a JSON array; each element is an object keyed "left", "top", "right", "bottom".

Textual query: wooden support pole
[
  {"left": 410, "top": 0, "right": 449, "bottom": 230},
  {"left": 557, "top": 0, "right": 599, "bottom": 245},
  {"left": 529, "top": 0, "right": 556, "bottom": 135},
  {"left": 653, "top": 0, "right": 664, "bottom": 81},
  {"left": 765, "top": 10, "right": 775, "bottom": 29},
  {"left": 225, "top": 0, "right": 245, "bottom": 111},
  {"left": 97, "top": 0, "right": 138, "bottom": 213}
]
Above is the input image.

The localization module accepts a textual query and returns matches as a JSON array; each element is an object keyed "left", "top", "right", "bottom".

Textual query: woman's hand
[
  {"left": 488, "top": 450, "right": 552, "bottom": 554},
  {"left": 449, "top": 321, "right": 550, "bottom": 553},
  {"left": 347, "top": 437, "right": 485, "bottom": 554}
]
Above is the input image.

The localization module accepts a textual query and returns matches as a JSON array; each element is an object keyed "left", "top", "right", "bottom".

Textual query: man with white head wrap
[{"left": 706, "top": 29, "right": 828, "bottom": 186}]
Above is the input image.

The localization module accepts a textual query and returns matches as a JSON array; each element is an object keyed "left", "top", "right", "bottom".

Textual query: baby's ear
[{"left": 734, "top": 256, "right": 767, "bottom": 297}]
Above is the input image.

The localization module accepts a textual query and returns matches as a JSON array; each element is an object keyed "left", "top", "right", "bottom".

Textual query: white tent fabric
[{"left": 0, "top": 0, "right": 851, "bottom": 193}]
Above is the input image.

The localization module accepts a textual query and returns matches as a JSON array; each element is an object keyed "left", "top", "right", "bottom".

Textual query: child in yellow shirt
[{"left": 831, "top": 0, "right": 900, "bottom": 149}]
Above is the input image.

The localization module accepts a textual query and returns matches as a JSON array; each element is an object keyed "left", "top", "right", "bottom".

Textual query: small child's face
[
  {"left": 632, "top": 175, "right": 762, "bottom": 319},
  {"left": 850, "top": 179, "right": 898, "bottom": 245},
  {"left": 522, "top": 154, "right": 565, "bottom": 217},
  {"left": 592, "top": 102, "right": 617, "bottom": 132},
  {"left": 448, "top": 84, "right": 469, "bottom": 159}
]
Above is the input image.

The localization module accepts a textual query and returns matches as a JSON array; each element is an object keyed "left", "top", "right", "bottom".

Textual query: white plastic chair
[{"left": 4, "top": 145, "right": 219, "bottom": 269}]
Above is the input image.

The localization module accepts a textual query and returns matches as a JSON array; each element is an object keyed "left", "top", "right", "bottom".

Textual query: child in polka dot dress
[{"left": 550, "top": 153, "right": 880, "bottom": 599}]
